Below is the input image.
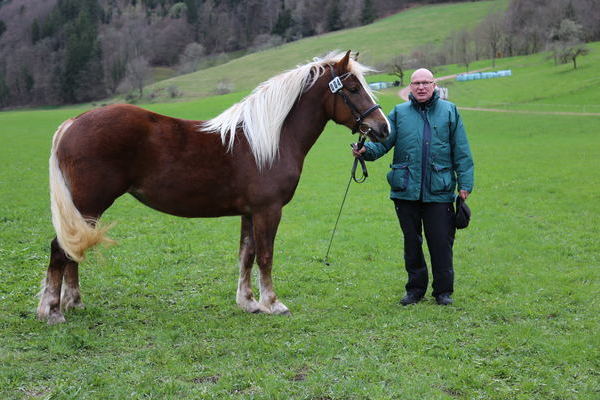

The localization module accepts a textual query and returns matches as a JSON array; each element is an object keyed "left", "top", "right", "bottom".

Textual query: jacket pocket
[
  {"left": 430, "top": 162, "right": 453, "bottom": 194},
  {"left": 387, "top": 163, "right": 410, "bottom": 191}
]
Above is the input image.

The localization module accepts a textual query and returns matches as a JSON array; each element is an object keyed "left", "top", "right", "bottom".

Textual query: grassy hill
[
  {"left": 133, "top": 41, "right": 600, "bottom": 119},
  {"left": 141, "top": 0, "right": 507, "bottom": 103},
  {"left": 369, "top": 41, "right": 600, "bottom": 114},
  {"left": 446, "top": 44, "right": 600, "bottom": 113}
]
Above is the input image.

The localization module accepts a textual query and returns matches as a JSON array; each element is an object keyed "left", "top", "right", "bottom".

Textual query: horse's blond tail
[{"left": 49, "top": 119, "right": 115, "bottom": 262}]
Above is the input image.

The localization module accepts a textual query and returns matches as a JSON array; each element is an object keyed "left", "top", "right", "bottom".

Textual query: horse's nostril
[{"left": 380, "top": 122, "right": 389, "bottom": 137}]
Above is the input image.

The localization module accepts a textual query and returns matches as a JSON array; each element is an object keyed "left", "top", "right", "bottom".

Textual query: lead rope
[
  {"left": 351, "top": 135, "right": 368, "bottom": 183},
  {"left": 323, "top": 135, "right": 368, "bottom": 265}
]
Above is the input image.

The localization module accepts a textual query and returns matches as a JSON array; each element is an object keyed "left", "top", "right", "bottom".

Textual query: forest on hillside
[
  {"left": 0, "top": 0, "right": 598, "bottom": 108},
  {"left": 0, "top": 0, "right": 431, "bottom": 107}
]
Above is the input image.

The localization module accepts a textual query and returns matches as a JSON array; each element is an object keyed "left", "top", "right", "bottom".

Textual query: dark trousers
[{"left": 393, "top": 199, "right": 456, "bottom": 297}]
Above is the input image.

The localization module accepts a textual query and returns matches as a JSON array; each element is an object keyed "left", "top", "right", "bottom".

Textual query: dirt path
[
  {"left": 458, "top": 107, "right": 600, "bottom": 116},
  {"left": 397, "top": 69, "right": 600, "bottom": 117}
]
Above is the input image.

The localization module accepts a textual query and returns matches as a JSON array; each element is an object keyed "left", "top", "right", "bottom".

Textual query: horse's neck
[{"left": 279, "top": 88, "right": 329, "bottom": 161}]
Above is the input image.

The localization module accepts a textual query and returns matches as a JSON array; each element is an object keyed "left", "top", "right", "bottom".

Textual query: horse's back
[
  {"left": 54, "top": 105, "right": 191, "bottom": 213},
  {"left": 61, "top": 104, "right": 186, "bottom": 156}
]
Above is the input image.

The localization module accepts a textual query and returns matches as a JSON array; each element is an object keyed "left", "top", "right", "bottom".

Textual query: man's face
[{"left": 410, "top": 70, "right": 436, "bottom": 103}]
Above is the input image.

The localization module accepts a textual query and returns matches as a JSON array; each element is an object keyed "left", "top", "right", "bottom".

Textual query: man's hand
[
  {"left": 352, "top": 145, "right": 367, "bottom": 158},
  {"left": 459, "top": 190, "right": 470, "bottom": 200}
]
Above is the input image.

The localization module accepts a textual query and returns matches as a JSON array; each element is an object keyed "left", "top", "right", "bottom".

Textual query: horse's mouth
[
  {"left": 357, "top": 120, "right": 389, "bottom": 142},
  {"left": 365, "top": 122, "right": 389, "bottom": 143}
]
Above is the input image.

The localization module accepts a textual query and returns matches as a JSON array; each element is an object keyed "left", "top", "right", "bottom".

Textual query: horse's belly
[
  {"left": 129, "top": 184, "right": 248, "bottom": 218},
  {"left": 127, "top": 147, "right": 301, "bottom": 218}
]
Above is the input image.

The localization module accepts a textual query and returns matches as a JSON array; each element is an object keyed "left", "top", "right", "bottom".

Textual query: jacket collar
[{"left": 409, "top": 90, "right": 440, "bottom": 111}]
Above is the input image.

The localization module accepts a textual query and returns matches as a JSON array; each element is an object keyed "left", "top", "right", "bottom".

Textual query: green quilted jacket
[{"left": 363, "top": 92, "right": 474, "bottom": 202}]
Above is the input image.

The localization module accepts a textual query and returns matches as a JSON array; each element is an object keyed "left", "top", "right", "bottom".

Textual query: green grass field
[{"left": 1, "top": 40, "right": 599, "bottom": 398}]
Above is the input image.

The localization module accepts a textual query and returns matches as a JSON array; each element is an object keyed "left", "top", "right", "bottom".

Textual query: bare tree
[
  {"left": 177, "top": 42, "right": 206, "bottom": 73},
  {"left": 410, "top": 42, "right": 441, "bottom": 73},
  {"left": 339, "top": 0, "right": 362, "bottom": 28},
  {"left": 150, "top": 18, "right": 193, "bottom": 66},
  {"left": 250, "top": 33, "right": 284, "bottom": 52},
  {"left": 121, "top": 57, "right": 152, "bottom": 99},
  {"left": 100, "top": 26, "right": 128, "bottom": 95},
  {"left": 454, "top": 29, "right": 475, "bottom": 72},
  {"left": 442, "top": 30, "right": 474, "bottom": 72},
  {"left": 389, "top": 54, "right": 407, "bottom": 86},
  {"left": 562, "top": 44, "right": 590, "bottom": 69},
  {"left": 574, "top": 0, "right": 600, "bottom": 41},
  {"left": 479, "top": 11, "right": 504, "bottom": 67},
  {"left": 548, "top": 19, "right": 590, "bottom": 69}
]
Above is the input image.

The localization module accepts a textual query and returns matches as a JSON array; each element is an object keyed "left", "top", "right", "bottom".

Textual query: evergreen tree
[
  {"left": 564, "top": 1, "right": 576, "bottom": 20},
  {"left": 272, "top": 8, "right": 293, "bottom": 37},
  {"left": 59, "top": 0, "right": 104, "bottom": 103},
  {"left": 31, "top": 19, "right": 40, "bottom": 44},
  {"left": 361, "top": 0, "right": 376, "bottom": 25},
  {"left": 327, "top": 0, "right": 342, "bottom": 32},
  {"left": 185, "top": 0, "right": 198, "bottom": 24},
  {"left": 0, "top": 74, "right": 8, "bottom": 107}
]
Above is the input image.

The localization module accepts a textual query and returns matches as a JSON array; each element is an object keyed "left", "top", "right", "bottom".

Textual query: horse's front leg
[
  {"left": 253, "top": 207, "right": 290, "bottom": 315},
  {"left": 236, "top": 215, "right": 267, "bottom": 313}
]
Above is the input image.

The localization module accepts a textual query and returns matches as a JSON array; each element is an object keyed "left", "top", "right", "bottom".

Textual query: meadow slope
[{"left": 141, "top": 0, "right": 507, "bottom": 103}]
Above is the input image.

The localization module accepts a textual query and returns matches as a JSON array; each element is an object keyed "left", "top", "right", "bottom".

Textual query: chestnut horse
[{"left": 38, "top": 51, "right": 389, "bottom": 324}]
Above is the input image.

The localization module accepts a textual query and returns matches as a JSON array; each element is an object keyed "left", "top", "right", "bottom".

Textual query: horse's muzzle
[{"left": 366, "top": 121, "right": 389, "bottom": 142}]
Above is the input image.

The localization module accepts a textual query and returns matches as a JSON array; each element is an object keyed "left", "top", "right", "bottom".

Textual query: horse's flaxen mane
[{"left": 202, "top": 51, "right": 376, "bottom": 169}]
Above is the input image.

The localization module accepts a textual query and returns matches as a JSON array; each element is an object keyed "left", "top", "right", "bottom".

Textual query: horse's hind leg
[
  {"left": 40, "top": 180, "right": 121, "bottom": 324},
  {"left": 236, "top": 215, "right": 267, "bottom": 313},
  {"left": 61, "top": 262, "right": 84, "bottom": 311},
  {"left": 38, "top": 238, "right": 74, "bottom": 324},
  {"left": 253, "top": 208, "right": 290, "bottom": 315}
]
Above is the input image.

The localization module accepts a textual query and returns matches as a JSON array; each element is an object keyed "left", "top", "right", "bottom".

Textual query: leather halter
[{"left": 328, "top": 65, "right": 382, "bottom": 135}]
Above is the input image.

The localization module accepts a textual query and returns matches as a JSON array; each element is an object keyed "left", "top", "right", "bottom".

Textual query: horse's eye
[{"left": 347, "top": 85, "right": 359, "bottom": 93}]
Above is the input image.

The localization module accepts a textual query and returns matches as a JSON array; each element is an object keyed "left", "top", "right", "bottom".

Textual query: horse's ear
[
  {"left": 353, "top": 51, "right": 360, "bottom": 61},
  {"left": 336, "top": 50, "right": 352, "bottom": 72}
]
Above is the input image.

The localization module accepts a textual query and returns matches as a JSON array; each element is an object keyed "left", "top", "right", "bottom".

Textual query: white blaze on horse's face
[{"left": 359, "top": 79, "right": 391, "bottom": 138}]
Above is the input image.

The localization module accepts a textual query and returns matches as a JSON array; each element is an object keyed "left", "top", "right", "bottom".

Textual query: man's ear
[{"left": 335, "top": 50, "right": 352, "bottom": 74}]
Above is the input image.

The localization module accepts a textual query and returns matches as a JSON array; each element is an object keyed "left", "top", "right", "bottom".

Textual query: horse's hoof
[
  {"left": 238, "top": 299, "right": 269, "bottom": 314},
  {"left": 263, "top": 301, "right": 290, "bottom": 316},
  {"left": 36, "top": 309, "right": 47, "bottom": 321},
  {"left": 47, "top": 312, "right": 66, "bottom": 325},
  {"left": 62, "top": 299, "right": 85, "bottom": 312}
]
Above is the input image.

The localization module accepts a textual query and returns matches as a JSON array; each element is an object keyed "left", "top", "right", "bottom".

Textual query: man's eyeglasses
[{"left": 410, "top": 81, "right": 434, "bottom": 87}]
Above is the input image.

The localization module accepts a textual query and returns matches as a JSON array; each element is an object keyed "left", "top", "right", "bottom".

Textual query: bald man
[{"left": 354, "top": 68, "right": 474, "bottom": 306}]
